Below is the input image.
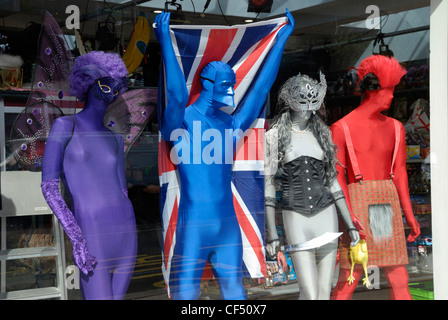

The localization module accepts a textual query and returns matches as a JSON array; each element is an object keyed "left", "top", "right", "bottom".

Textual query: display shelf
[
  {"left": 0, "top": 247, "right": 58, "bottom": 261},
  {"left": 0, "top": 171, "right": 67, "bottom": 300},
  {"left": 0, "top": 287, "right": 62, "bottom": 300}
]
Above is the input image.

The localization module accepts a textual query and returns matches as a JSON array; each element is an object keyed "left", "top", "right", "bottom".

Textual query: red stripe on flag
[
  {"left": 158, "top": 139, "right": 176, "bottom": 176},
  {"left": 234, "top": 22, "right": 286, "bottom": 91},
  {"left": 233, "top": 195, "right": 267, "bottom": 276},
  {"left": 187, "top": 28, "right": 238, "bottom": 106},
  {"left": 164, "top": 196, "right": 179, "bottom": 269},
  {"left": 234, "top": 128, "right": 264, "bottom": 161}
]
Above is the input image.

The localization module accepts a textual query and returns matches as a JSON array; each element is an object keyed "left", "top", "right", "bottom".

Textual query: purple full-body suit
[{"left": 41, "top": 79, "right": 137, "bottom": 300}]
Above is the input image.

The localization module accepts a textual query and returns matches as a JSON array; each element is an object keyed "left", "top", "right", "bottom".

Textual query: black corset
[{"left": 280, "top": 156, "right": 335, "bottom": 214}]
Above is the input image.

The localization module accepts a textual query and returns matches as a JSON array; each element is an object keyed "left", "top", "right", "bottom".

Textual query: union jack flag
[{"left": 158, "top": 16, "right": 287, "bottom": 297}]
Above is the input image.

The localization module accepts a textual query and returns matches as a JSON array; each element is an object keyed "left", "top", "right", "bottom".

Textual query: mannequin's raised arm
[
  {"left": 154, "top": 12, "right": 189, "bottom": 140},
  {"left": 234, "top": 10, "right": 295, "bottom": 132}
]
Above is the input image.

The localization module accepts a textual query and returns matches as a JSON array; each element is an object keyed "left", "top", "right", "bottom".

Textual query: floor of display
[
  {"left": 127, "top": 273, "right": 433, "bottom": 300},
  {"left": 64, "top": 222, "right": 433, "bottom": 300}
]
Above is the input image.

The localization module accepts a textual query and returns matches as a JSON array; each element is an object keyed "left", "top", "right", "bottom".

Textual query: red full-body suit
[{"left": 330, "top": 55, "right": 420, "bottom": 300}]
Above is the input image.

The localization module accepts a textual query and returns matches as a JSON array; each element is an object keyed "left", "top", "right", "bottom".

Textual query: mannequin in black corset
[{"left": 265, "top": 73, "right": 360, "bottom": 300}]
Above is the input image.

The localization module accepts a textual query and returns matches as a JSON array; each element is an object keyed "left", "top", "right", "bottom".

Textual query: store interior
[{"left": 0, "top": 0, "right": 435, "bottom": 300}]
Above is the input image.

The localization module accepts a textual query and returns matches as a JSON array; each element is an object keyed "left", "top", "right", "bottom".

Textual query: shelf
[
  {"left": 0, "top": 247, "right": 58, "bottom": 261},
  {"left": 0, "top": 287, "right": 61, "bottom": 300}
]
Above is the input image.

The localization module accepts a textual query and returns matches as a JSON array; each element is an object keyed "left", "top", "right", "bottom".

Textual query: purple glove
[{"left": 41, "top": 179, "right": 97, "bottom": 275}]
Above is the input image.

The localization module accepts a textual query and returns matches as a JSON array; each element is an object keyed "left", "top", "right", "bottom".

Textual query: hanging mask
[{"left": 281, "top": 72, "right": 327, "bottom": 117}]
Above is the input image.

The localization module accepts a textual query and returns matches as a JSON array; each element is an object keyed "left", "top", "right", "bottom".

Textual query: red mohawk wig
[{"left": 357, "top": 55, "right": 406, "bottom": 90}]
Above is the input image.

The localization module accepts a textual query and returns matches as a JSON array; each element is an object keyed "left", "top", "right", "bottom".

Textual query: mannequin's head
[
  {"left": 70, "top": 51, "right": 128, "bottom": 102},
  {"left": 277, "top": 72, "right": 327, "bottom": 119},
  {"left": 200, "top": 61, "right": 236, "bottom": 108}
]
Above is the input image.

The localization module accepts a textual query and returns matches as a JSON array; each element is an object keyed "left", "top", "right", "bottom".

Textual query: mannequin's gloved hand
[{"left": 41, "top": 179, "right": 97, "bottom": 275}]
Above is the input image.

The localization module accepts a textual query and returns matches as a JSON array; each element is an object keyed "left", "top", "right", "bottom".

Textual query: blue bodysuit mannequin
[{"left": 155, "top": 10, "right": 294, "bottom": 300}]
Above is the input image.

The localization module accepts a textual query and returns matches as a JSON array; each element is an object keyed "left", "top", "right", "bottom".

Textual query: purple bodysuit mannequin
[{"left": 41, "top": 52, "right": 137, "bottom": 300}]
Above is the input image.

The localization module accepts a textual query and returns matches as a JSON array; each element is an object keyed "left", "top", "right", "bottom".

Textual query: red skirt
[{"left": 339, "top": 179, "right": 408, "bottom": 269}]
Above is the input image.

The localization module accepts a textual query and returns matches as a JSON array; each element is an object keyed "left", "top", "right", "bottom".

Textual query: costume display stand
[{"left": 0, "top": 171, "right": 67, "bottom": 300}]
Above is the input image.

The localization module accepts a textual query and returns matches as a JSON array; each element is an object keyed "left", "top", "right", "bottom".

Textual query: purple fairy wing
[
  {"left": 28, "top": 10, "right": 75, "bottom": 111},
  {"left": 9, "top": 10, "right": 75, "bottom": 169},
  {"left": 9, "top": 104, "right": 64, "bottom": 170},
  {"left": 104, "top": 88, "right": 157, "bottom": 156}
]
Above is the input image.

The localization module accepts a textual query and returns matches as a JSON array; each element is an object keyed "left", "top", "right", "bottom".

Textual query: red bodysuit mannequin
[{"left": 330, "top": 55, "right": 420, "bottom": 300}]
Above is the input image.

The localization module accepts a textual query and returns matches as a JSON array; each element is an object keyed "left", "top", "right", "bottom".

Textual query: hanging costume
[{"left": 155, "top": 11, "right": 294, "bottom": 299}]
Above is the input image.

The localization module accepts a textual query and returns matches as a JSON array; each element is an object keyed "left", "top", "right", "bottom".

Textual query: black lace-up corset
[{"left": 280, "top": 156, "right": 335, "bottom": 214}]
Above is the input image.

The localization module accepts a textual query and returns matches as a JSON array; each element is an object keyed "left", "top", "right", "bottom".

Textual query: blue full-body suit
[{"left": 155, "top": 11, "right": 294, "bottom": 300}]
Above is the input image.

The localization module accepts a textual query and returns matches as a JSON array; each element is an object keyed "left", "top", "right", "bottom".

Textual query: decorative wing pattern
[
  {"left": 104, "top": 88, "right": 157, "bottom": 156},
  {"left": 9, "top": 10, "right": 76, "bottom": 169}
]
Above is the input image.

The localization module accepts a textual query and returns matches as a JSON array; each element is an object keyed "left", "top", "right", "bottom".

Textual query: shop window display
[{"left": 0, "top": 2, "right": 435, "bottom": 302}]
